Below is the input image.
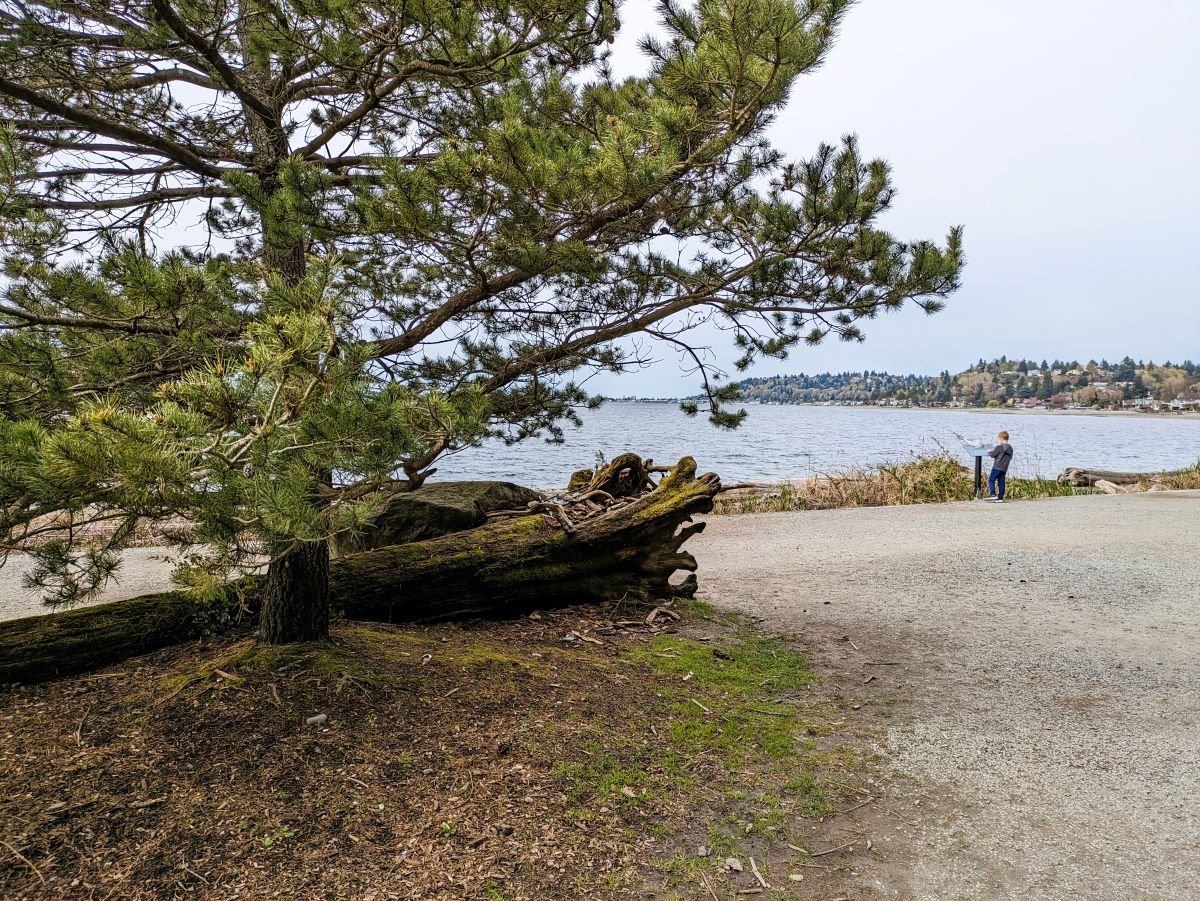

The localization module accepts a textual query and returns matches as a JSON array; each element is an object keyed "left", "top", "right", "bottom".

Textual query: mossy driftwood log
[{"left": 1, "top": 457, "right": 719, "bottom": 683}]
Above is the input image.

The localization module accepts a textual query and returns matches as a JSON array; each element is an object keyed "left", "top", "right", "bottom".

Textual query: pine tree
[{"left": 0, "top": 0, "right": 962, "bottom": 640}]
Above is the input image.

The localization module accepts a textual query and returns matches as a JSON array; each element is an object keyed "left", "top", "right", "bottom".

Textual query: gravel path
[{"left": 694, "top": 491, "right": 1200, "bottom": 900}]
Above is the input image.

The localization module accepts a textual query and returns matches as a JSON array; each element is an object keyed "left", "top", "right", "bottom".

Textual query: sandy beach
[{"left": 0, "top": 548, "right": 184, "bottom": 621}]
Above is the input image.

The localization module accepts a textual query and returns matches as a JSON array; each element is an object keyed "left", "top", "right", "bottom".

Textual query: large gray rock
[{"left": 330, "top": 481, "right": 540, "bottom": 557}]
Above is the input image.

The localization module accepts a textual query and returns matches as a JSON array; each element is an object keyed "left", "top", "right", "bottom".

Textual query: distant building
[{"left": 1124, "top": 397, "right": 1163, "bottom": 411}]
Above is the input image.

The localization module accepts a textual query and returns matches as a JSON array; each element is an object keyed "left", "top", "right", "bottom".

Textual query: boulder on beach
[{"left": 329, "top": 480, "right": 542, "bottom": 557}]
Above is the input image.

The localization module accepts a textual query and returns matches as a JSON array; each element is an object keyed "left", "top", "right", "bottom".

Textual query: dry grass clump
[
  {"left": 716, "top": 454, "right": 1092, "bottom": 514},
  {"left": 1139, "top": 462, "right": 1200, "bottom": 491}
]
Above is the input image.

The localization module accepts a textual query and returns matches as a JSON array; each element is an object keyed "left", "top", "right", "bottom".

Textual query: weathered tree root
[
  {"left": 0, "top": 456, "right": 720, "bottom": 683},
  {"left": 489, "top": 454, "right": 669, "bottom": 533}
]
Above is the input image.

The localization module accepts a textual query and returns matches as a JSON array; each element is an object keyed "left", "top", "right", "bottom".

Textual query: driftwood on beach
[
  {"left": 1058, "top": 467, "right": 1163, "bottom": 487},
  {"left": 0, "top": 456, "right": 719, "bottom": 683}
]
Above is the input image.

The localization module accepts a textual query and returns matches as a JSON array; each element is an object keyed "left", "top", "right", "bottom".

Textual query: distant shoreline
[
  {"left": 610, "top": 398, "right": 1200, "bottom": 421},
  {"left": 873, "top": 405, "right": 1200, "bottom": 421}
]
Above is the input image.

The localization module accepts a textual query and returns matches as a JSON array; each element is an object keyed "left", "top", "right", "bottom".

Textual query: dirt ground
[
  {"left": 695, "top": 490, "right": 1200, "bottom": 900},
  {"left": 0, "top": 601, "right": 891, "bottom": 901},
  {"left": 4, "top": 491, "right": 1197, "bottom": 899}
]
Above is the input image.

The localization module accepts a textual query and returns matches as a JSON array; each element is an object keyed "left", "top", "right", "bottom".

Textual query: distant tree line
[
  {"left": 722, "top": 356, "right": 1200, "bottom": 410},
  {"left": 730, "top": 371, "right": 939, "bottom": 404}
]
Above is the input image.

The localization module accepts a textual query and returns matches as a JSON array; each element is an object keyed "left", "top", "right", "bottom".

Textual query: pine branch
[
  {"left": 23, "top": 186, "right": 235, "bottom": 210},
  {"left": 0, "top": 76, "right": 226, "bottom": 178},
  {"left": 145, "top": 0, "right": 277, "bottom": 123},
  {"left": 0, "top": 303, "right": 241, "bottom": 338}
]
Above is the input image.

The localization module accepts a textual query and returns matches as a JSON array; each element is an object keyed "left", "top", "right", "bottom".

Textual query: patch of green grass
[
  {"left": 705, "top": 825, "right": 741, "bottom": 859},
  {"left": 556, "top": 747, "right": 654, "bottom": 807},
  {"left": 630, "top": 636, "right": 815, "bottom": 697},
  {"left": 632, "top": 636, "right": 816, "bottom": 764},
  {"left": 591, "top": 870, "right": 628, "bottom": 893},
  {"left": 782, "top": 772, "right": 834, "bottom": 818},
  {"left": 673, "top": 596, "right": 717, "bottom": 619},
  {"left": 660, "top": 850, "right": 707, "bottom": 887},
  {"left": 746, "top": 791, "right": 789, "bottom": 833},
  {"left": 647, "top": 821, "right": 677, "bottom": 839},
  {"left": 622, "top": 635, "right": 835, "bottom": 837}
]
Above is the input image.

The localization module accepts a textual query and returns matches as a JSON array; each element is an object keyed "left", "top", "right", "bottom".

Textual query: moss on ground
[{"left": 6, "top": 604, "right": 872, "bottom": 900}]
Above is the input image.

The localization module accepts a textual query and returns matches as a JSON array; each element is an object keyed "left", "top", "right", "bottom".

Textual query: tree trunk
[
  {"left": 249, "top": 84, "right": 330, "bottom": 643},
  {"left": 260, "top": 540, "right": 330, "bottom": 643},
  {"left": 0, "top": 457, "right": 718, "bottom": 682}
]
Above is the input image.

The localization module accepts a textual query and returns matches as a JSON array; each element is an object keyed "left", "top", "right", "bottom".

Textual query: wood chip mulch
[{"left": 0, "top": 605, "right": 877, "bottom": 900}]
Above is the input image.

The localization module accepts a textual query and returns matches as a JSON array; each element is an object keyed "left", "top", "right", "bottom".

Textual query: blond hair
[{"left": 998, "top": 430, "right": 1009, "bottom": 441}]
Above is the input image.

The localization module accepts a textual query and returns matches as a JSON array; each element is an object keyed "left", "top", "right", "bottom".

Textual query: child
[{"left": 987, "top": 431, "right": 1014, "bottom": 502}]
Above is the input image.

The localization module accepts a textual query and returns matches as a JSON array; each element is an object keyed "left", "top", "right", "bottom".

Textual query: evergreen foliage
[{"left": 0, "top": 1, "right": 962, "bottom": 634}]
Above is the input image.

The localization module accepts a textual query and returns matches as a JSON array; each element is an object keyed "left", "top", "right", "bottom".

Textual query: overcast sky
[{"left": 594, "top": 0, "right": 1200, "bottom": 396}]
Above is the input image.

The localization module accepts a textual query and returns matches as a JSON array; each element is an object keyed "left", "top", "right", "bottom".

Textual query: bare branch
[
  {"left": 146, "top": 0, "right": 277, "bottom": 123},
  {"left": 0, "top": 76, "right": 226, "bottom": 178}
]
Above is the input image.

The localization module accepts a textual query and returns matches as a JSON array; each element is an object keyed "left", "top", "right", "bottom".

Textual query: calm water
[{"left": 433, "top": 403, "right": 1200, "bottom": 486}]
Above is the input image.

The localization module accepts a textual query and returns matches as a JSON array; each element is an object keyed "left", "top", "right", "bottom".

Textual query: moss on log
[
  {"left": 329, "top": 480, "right": 541, "bottom": 557},
  {"left": 336, "top": 455, "right": 718, "bottom": 621},
  {"left": 0, "top": 457, "right": 719, "bottom": 683},
  {"left": 0, "top": 586, "right": 259, "bottom": 685}
]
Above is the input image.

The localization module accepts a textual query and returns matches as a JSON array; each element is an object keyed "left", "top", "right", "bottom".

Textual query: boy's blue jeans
[{"left": 988, "top": 468, "right": 1006, "bottom": 499}]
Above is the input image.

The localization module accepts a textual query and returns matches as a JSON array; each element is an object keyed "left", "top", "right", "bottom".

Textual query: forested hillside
[
  {"left": 719, "top": 357, "right": 1200, "bottom": 410},
  {"left": 733, "top": 372, "right": 944, "bottom": 404}
]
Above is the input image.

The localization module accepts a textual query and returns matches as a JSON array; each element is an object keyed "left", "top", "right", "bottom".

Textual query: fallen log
[
  {"left": 0, "top": 456, "right": 719, "bottom": 683},
  {"left": 1057, "top": 467, "right": 1161, "bottom": 487}
]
